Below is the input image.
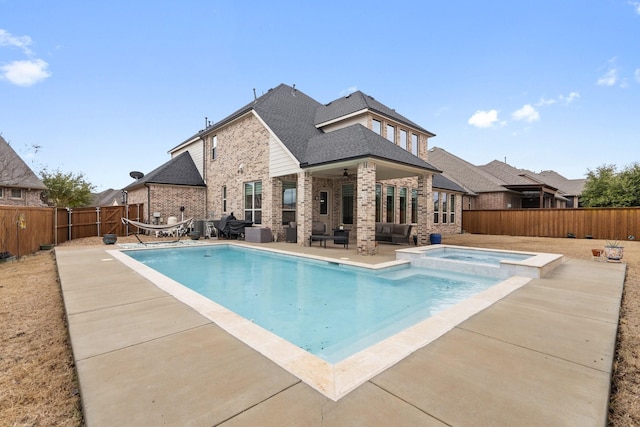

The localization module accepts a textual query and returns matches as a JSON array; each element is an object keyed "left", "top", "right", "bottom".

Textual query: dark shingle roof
[
  {"left": 124, "top": 151, "right": 205, "bottom": 189},
  {"left": 303, "top": 124, "right": 439, "bottom": 172},
  {"left": 432, "top": 174, "right": 467, "bottom": 193},
  {"left": 0, "top": 135, "right": 47, "bottom": 190},
  {"left": 315, "top": 91, "right": 435, "bottom": 136}
]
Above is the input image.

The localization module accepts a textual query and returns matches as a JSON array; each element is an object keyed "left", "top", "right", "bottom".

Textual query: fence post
[
  {"left": 96, "top": 206, "right": 101, "bottom": 236},
  {"left": 67, "top": 208, "right": 72, "bottom": 241}
]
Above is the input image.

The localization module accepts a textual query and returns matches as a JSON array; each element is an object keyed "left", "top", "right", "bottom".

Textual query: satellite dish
[{"left": 129, "top": 171, "right": 144, "bottom": 180}]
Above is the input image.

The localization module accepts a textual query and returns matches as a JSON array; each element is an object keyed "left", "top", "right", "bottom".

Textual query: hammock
[{"left": 121, "top": 217, "right": 194, "bottom": 244}]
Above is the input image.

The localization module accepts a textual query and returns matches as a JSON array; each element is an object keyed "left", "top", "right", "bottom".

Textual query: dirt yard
[{"left": 0, "top": 234, "right": 637, "bottom": 426}]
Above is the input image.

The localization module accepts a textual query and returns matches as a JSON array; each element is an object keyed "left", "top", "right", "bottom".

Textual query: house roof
[
  {"left": 0, "top": 135, "right": 47, "bottom": 190},
  {"left": 432, "top": 173, "right": 467, "bottom": 193},
  {"left": 534, "top": 170, "right": 585, "bottom": 196},
  {"left": 179, "top": 84, "right": 437, "bottom": 174},
  {"left": 92, "top": 188, "right": 122, "bottom": 206},
  {"left": 124, "top": 151, "right": 205, "bottom": 190},
  {"left": 303, "top": 124, "right": 439, "bottom": 172},
  {"left": 427, "top": 147, "right": 508, "bottom": 194},
  {"left": 315, "top": 91, "right": 435, "bottom": 136},
  {"left": 479, "top": 160, "right": 546, "bottom": 187}
]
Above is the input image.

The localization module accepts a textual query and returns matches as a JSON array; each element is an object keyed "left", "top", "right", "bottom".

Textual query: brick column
[
  {"left": 417, "top": 173, "right": 433, "bottom": 245},
  {"left": 356, "top": 161, "right": 377, "bottom": 255},
  {"left": 297, "top": 171, "right": 313, "bottom": 246}
]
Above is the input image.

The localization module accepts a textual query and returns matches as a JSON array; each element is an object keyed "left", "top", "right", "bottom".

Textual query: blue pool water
[
  {"left": 126, "top": 245, "right": 499, "bottom": 363},
  {"left": 423, "top": 247, "right": 531, "bottom": 265}
]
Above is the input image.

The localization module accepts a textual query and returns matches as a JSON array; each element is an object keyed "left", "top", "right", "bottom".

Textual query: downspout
[{"left": 145, "top": 183, "right": 151, "bottom": 223}]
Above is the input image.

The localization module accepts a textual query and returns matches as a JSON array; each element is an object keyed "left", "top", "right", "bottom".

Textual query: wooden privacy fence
[
  {"left": 0, "top": 204, "right": 143, "bottom": 258},
  {"left": 462, "top": 207, "right": 640, "bottom": 240}
]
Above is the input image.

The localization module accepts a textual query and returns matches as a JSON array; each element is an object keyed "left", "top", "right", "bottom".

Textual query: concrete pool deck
[{"left": 55, "top": 241, "right": 626, "bottom": 426}]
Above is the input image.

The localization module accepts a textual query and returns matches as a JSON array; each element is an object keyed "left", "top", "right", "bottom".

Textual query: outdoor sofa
[{"left": 375, "top": 222, "right": 413, "bottom": 245}]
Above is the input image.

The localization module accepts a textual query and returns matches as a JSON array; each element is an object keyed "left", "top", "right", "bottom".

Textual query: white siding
[
  {"left": 318, "top": 114, "right": 367, "bottom": 133},
  {"left": 172, "top": 139, "right": 205, "bottom": 179},
  {"left": 269, "top": 134, "right": 301, "bottom": 177}
]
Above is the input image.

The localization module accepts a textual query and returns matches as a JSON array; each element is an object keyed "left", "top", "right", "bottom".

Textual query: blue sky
[{"left": 1, "top": 1, "right": 639, "bottom": 192}]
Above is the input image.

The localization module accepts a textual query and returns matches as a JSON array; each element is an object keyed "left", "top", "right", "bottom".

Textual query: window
[
  {"left": 372, "top": 119, "right": 381, "bottom": 134},
  {"left": 319, "top": 191, "right": 328, "bottom": 215},
  {"left": 0, "top": 187, "right": 3, "bottom": 198},
  {"left": 441, "top": 193, "right": 448, "bottom": 223},
  {"left": 400, "top": 130, "right": 407, "bottom": 150},
  {"left": 341, "top": 184, "right": 354, "bottom": 225},
  {"left": 211, "top": 135, "right": 218, "bottom": 160},
  {"left": 411, "top": 134, "right": 419, "bottom": 156},
  {"left": 282, "top": 181, "right": 296, "bottom": 225},
  {"left": 411, "top": 189, "right": 418, "bottom": 223},
  {"left": 433, "top": 191, "right": 439, "bottom": 223},
  {"left": 450, "top": 194, "right": 456, "bottom": 223},
  {"left": 10, "top": 188, "right": 22, "bottom": 199},
  {"left": 375, "top": 184, "right": 382, "bottom": 222},
  {"left": 222, "top": 186, "right": 227, "bottom": 212},
  {"left": 386, "top": 186, "right": 395, "bottom": 222},
  {"left": 386, "top": 124, "right": 395, "bottom": 143},
  {"left": 399, "top": 187, "right": 407, "bottom": 223},
  {"left": 244, "top": 181, "right": 262, "bottom": 224}
]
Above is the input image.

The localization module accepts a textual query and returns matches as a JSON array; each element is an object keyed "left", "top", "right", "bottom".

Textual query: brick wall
[{"left": 126, "top": 184, "right": 205, "bottom": 224}]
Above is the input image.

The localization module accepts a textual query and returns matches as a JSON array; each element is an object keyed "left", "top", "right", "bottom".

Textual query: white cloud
[
  {"left": 468, "top": 109, "right": 501, "bottom": 128},
  {"left": 630, "top": 1, "right": 640, "bottom": 14},
  {"left": 536, "top": 97, "right": 556, "bottom": 106},
  {"left": 512, "top": 104, "right": 540, "bottom": 122},
  {"left": 0, "top": 29, "right": 33, "bottom": 55},
  {"left": 598, "top": 68, "right": 618, "bottom": 86},
  {"left": 635, "top": 68, "right": 640, "bottom": 83},
  {"left": 560, "top": 92, "right": 580, "bottom": 104},
  {"left": 0, "top": 59, "right": 51, "bottom": 86}
]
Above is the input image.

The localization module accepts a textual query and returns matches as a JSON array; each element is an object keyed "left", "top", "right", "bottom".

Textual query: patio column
[
  {"left": 417, "top": 173, "right": 433, "bottom": 245},
  {"left": 297, "top": 171, "right": 313, "bottom": 246},
  {"left": 356, "top": 161, "right": 377, "bottom": 255}
]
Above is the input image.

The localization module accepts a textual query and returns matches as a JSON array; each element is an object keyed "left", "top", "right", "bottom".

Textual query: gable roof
[
  {"left": 124, "top": 151, "right": 205, "bottom": 189},
  {"left": 315, "top": 91, "right": 435, "bottom": 136},
  {"left": 0, "top": 135, "right": 47, "bottom": 190},
  {"left": 92, "top": 188, "right": 122, "bottom": 206},
  {"left": 427, "top": 147, "right": 508, "bottom": 194},
  {"left": 179, "top": 84, "right": 437, "bottom": 173},
  {"left": 534, "top": 170, "right": 585, "bottom": 196},
  {"left": 303, "top": 124, "right": 439, "bottom": 172}
]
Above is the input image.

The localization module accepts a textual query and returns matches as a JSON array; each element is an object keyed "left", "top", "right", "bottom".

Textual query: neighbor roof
[
  {"left": 0, "top": 135, "right": 47, "bottom": 190},
  {"left": 124, "top": 151, "right": 205, "bottom": 189}
]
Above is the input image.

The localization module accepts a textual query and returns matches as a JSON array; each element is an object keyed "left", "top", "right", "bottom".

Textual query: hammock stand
[{"left": 121, "top": 217, "right": 194, "bottom": 245}]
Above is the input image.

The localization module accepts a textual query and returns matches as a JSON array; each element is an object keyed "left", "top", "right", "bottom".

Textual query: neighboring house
[
  {"left": 92, "top": 188, "right": 123, "bottom": 206},
  {"left": 167, "top": 84, "right": 452, "bottom": 254},
  {"left": 124, "top": 151, "right": 207, "bottom": 225},
  {"left": 0, "top": 135, "right": 47, "bottom": 207},
  {"left": 431, "top": 174, "right": 466, "bottom": 235},
  {"left": 428, "top": 147, "right": 584, "bottom": 209}
]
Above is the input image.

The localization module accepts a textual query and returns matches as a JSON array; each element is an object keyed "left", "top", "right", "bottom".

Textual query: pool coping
[{"left": 109, "top": 242, "right": 534, "bottom": 400}]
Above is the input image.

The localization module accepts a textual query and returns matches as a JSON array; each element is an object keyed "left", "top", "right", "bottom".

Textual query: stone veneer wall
[
  {"left": 204, "top": 113, "right": 272, "bottom": 226},
  {"left": 126, "top": 184, "right": 206, "bottom": 224},
  {"left": 0, "top": 189, "right": 44, "bottom": 207}
]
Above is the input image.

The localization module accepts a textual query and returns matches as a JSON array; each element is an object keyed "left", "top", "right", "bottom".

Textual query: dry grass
[{"left": 0, "top": 234, "right": 637, "bottom": 426}]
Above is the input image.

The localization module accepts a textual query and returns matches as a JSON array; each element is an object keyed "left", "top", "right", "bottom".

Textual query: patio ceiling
[{"left": 304, "top": 158, "right": 436, "bottom": 181}]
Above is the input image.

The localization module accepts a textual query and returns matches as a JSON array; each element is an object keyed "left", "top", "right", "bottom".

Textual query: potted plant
[{"left": 604, "top": 240, "right": 624, "bottom": 263}]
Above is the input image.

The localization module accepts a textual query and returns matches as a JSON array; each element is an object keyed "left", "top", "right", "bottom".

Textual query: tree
[
  {"left": 581, "top": 163, "right": 640, "bottom": 207},
  {"left": 40, "top": 168, "right": 95, "bottom": 207}
]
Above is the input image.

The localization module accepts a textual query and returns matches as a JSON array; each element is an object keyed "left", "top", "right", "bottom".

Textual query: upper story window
[
  {"left": 386, "top": 124, "right": 395, "bottom": 143},
  {"left": 372, "top": 119, "right": 381, "bottom": 135},
  {"left": 400, "top": 130, "right": 407, "bottom": 150},
  {"left": 411, "top": 134, "right": 419, "bottom": 156},
  {"left": 10, "top": 188, "right": 22, "bottom": 199},
  {"left": 211, "top": 135, "right": 218, "bottom": 160}
]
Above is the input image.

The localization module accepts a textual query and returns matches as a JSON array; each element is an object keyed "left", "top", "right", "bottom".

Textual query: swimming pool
[
  {"left": 422, "top": 247, "right": 532, "bottom": 265},
  {"left": 111, "top": 242, "right": 535, "bottom": 399},
  {"left": 126, "top": 245, "right": 498, "bottom": 363}
]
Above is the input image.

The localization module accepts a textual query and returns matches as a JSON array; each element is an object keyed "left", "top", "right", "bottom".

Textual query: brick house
[
  {"left": 128, "top": 84, "right": 465, "bottom": 254},
  {"left": 0, "top": 135, "right": 47, "bottom": 207},
  {"left": 428, "top": 147, "right": 584, "bottom": 210},
  {"left": 124, "top": 151, "right": 207, "bottom": 225}
]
